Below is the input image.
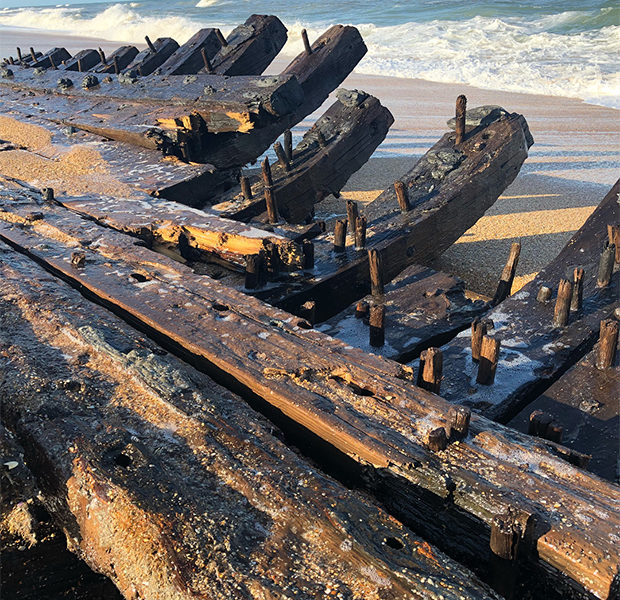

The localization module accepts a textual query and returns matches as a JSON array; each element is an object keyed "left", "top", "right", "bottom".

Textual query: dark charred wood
[
  {"left": 369, "top": 303, "right": 386, "bottom": 347},
  {"left": 492, "top": 241, "right": 521, "bottom": 304},
  {"left": 95, "top": 46, "right": 139, "bottom": 73},
  {"left": 63, "top": 48, "right": 101, "bottom": 72},
  {"left": 123, "top": 37, "right": 179, "bottom": 76},
  {"left": 418, "top": 347, "right": 443, "bottom": 394},
  {"left": 32, "top": 47, "right": 71, "bottom": 70},
  {"left": 158, "top": 29, "right": 222, "bottom": 76}
]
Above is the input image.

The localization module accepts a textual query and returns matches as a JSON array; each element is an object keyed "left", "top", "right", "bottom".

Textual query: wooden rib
[
  {"left": 158, "top": 29, "right": 222, "bottom": 76},
  {"left": 95, "top": 46, "right": 139, "bottom": 73},
  {"left": 123, "top": 37, "right": 179, "bottom": 76}
]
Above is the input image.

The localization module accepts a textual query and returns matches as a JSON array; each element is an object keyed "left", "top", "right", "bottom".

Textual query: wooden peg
[
  {"left": 215, "top": 29, "right": 228, "bottom": 47},
  {"left": 455, "top": 94, "right": 467, "bottom": 145},
  {"left": 571, "top": 268, "right": 584, "bottom": 311},
  {"left": 113, "top": 55, "right": 120, "bottom": 74},
  {"left": 273, "top": 141, "right": 290, "bottom": 172},
  {"left": 346, "top": 200, "right": 359, "bottom": 235},
  {"left": 77, "top": 57, "right": 83, "bottom": 72},
  {"left": 98, "top": 47, "right": 107, "bottom": 64},
  {"left": 145, "top": 36, "right": 157, "bottom": 53},
  {"left": 553, "top": 279, "right": 572, "bottom": 327},
  {"left": 302, "top": 239, "right": 314, "bottom": 269},
  {"left": 16, "top": 47, "right": 23, "bottom": 63},
  {"left": 200, "top": 47, "right": 213, "bottom": 73},
  {"left": 608, "top": 224, "right": 620, "bottom": 263},
  {"left": 369, "top": 304, "right": 385, "bottom": 347},
  {"left": 283, "top": 129, "right": 293, "bottom": 162},
  {"left": 368, "top": 248, "right": 384, "bottom": 296},
  {"left": 29, "top": 47, "right": 36, "bottom": 62},
  {"left": 264, "top": 188, "right": 279, "bottom": 224},
  {"left": 536, "top": 285, "right": 552, "bottom": 303},
  {"left": 448, "top": 406, "right": 471, "bottom": 440},
  {"left": 596, "top": 242, "right": 615, "bottom": 287},
  {"left": 301, "top": 29, "right": 312, "bottom": 55},
  {"left": 244, "top": 254, "right": 262, "bottom": 289},
  {"left": 49, "top": 54, "right": 57, "bottom": 70},
  {"left": 477, "top": 336, "right": 500, "bottom": 385},
  {"left": 240, "top": 175, "right": 252, "bottom": 201},
  {"left": 355, "top": 300, "right": 369, "bottom": 319},
  {"left": 8, "top": 57, "right": 15, "bottom": 65},
  {"left": 333, "top": 219, "right": 347, "bottom": 252},
  {"left": 394, "top": 180, "right": 410, "bottom": 213},
  {"left": 354, "top": 216, "right": 367, "bottom": 249},
  {"left": 299, "top": 301, "right": 316, "bottom": 326},
  {"left": 596, "top": 318, "right": 618, "bottom": 369},
  {"left": 528, "top": 410, "right": 553, "bottom": 437},
  {"left": 261, "top": 157, "right": 274, "bottom": 187},
  {"left": 493, "top": 242, "right": 521, "bottom": 304},
  {"left": 427, "top": 427, "right": 448, "bottom": 452},
  {"left": 471, "top": 317, "right": 489, "bottom": 361},
  {"left": 417, "top": 347, "right": 443, "bottom": 394},
  {"left": 490, "top": 513, "right": 520, "bottom": 599}
]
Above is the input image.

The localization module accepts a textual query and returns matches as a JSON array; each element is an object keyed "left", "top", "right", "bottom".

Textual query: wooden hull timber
[
  {"left": 0, "top": 245, "right": 499, "bottom": 600},
  {"left": 434, "top": 180, "right": 619, "bottom": 423},
  {"left": 157, "top": 28, "right": 223, "bottom": 77},
  {"left": 0, "top": 184, "right": 618, "bottom": 600},
  {"left": 123, "top": 37, "right": 180, "bottom": 76},
  {"left": 94, "top": 46, "right": 139, "bottom": 74}
]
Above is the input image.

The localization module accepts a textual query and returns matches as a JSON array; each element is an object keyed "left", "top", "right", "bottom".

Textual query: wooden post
[
  {"left": 8, "top": 57, "right": 15, "bottom": 65},
  {"left": 448, "top": 406, "right": 471, "bottom": 440},
  {"left": 369, "top": 304, "right": 385, "bottom": 347},
  {"left": 528, "top": 410, "right": 552, "bottom": 437},
  {"left": 273, "top": 142, "right": 290, "bottom": 172},
  {"left": 417, "top": 347, "right": 443, "bottom": 394},
  {"left": 30, "top": 47, "right": 36, "bottom": 62},
  {"left": 493, "top": 242, "right": 521, "bottom": 304},
  {"left": 244, "top": 254, "right": 262, "bottom": 289},
  {"left": 261, "top": 157, "right": 274, "bottom": 188},
  {"left": 77, "top": 57, "right": 83, "bottom": 72},
  {"left": 455, "top": 94, "right": 467, "bottom": 145},
  {"left": 264, "top": 188, "right": 279, "bottom": 224},
  {"left": 427, "top": 427, "right": 448, "bottom": 452},
  {"left": 477, "top": 336, "right": 500, "bottom": 385},
  {"left": 264, "top": 242, "right": 280, "bottom": 275},
  {"left": 333, "top": 219, "right": 347, "bottom": 252},
  {"left": 113, "top": 55, "right": 120, "bottom": 74},
  {"left": 571, "top": 268, "right": 584, "bottom": 311},
  {"left": 394, "top": 180, "right": 411, "bottom": 213},
  {"left": 215, "top": 29, "right": 228, "bottom": 47},
  {"left": 368, "top": 248, "right": 384, "bottom": 296},
  {"left": 240, "top": 175, "right": 252, "bottom": 201},
  {"left": 553, "top": 279, "right": 572, "bottom": 327},
  {"left": 596, "top": 319, "right": 618, "bottom": 369},
  {"left": 302, "top": 239, "right": 314, "bottom": 269},
  {"left": 98, "top": 48, "right": 107, "bottom": 65},
  {"left": 536, "top": 285, "right": 552, "bottom": 303},
  {"left": 490, "top": 513, "right": 520, "bottom": 600},
  {"left": 355, "top": 216, "right": 367, "bottom": 249},
  {"left": 608, "top": 224, "right": 620, "bottom": 263},
  {"left": 346, "top": 200, "right": 358, "bottom": 236},
  {"left": 42, "top": 187, "right": 54, "bottom": 202},
  {"left": 16, "top": 47, "right": 23, "bottom": 63},
  {"left": 299, "top": 301, "right": 316, "bottom": 326},
  {"left": 200, "top": 47, "right": 213, "bottom": 73},
  {"left": 283, "top": 130, "right": 293, "bottom": 162},
  {"left": 355, "top": 300, "right": 369, "bottom": 319},
  {"left": 596, "top": 242, "right": 615, "bottom": 287},
  {"left": 145, "top": 36, "right": 157, "bottom": 53},
  {"left": 301, "top": 29, "right": 312, "bottom": 55},
  {"left": 471, "top": 317, "right": 489, "bottom": 361}
]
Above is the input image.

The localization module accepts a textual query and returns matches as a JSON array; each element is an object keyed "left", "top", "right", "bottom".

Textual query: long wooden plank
[
  {"left": 434, "top": 180, "right": 619, "bottom": 423},
  {"left": 259, "top": 108, "right": 533, "bottom": 320},
  {"left": 211, "top": 90, "right": 394, "bottom": 223},
  {"left": 0, "top": 244, "right": 498, "bottom": 600},
  {"left": 0, "top": 184, "right": 617, "bottom": 599}
]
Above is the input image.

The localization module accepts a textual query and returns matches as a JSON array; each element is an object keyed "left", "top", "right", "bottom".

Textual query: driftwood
[
  {"left": 0, "top": 244, "right": 498, "bottom": 600},
  {"left": 211, "top": 90, "right": 394, "bottom": 223},
  {"left": 0, "top": 185, "right": 618, "bottom": 599},
  {"left": 435, "top": 180, "right": 619, "bottom": 423},
  {"left": 259, "top": 108, "right": 533, "bottom": 321},
  {"left": 319, "top": 263, "right": 488, "bottom": 362}
]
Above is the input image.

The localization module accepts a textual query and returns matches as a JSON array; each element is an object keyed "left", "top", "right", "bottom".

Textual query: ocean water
[{"left": 0, "top": 1, "right": 618, "bottom": 107}]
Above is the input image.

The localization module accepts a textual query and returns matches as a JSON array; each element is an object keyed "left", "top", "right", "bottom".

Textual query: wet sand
[{"left": 2, "top": 31, "right": 619, "bottom": 295}]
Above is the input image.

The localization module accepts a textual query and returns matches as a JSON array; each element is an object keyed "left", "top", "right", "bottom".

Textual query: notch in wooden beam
[
  {"left": 355, "top": 216, "right": 367, "bottom": 250},
  {"left": 368, "top": 248, "right": 384, "bottom": 296},
  {"left": 570, "top": 267, "right": 584, "bottom": 312},
  {"left": 455, "top": 94, "right": 467, "bottom": 145},
  {"left": 301, "top": 29, "right": 312, "bottom": 55},
  {"left": 201, "top": 47, "right": 213, "bottom": 73},
  {"left": 417, "top": 347, "right": 443, "bottom": 394},
  {"left": 477, "top": 335, "right": 500, "bottom": 385},
  {"left": 273, "top": 141, "right": 291, "bottom": 172},
  {"left": 493, "top": 242, "right": 521, "bottom": 304},
  {"left": 596, "top": 318, "right": 618, "bottom": 370},
  {"left": 394, "top": 180, "right": 410, "bottom": 213},
  {"left": 597, "top": 241, "right": 615, "bottom": 287},
  {"left": 145, "top": 36, "right": 157, "bottom": 53},
  {"left": 553, "top": 279, "right": 572, "bottom": 327},
  {"left": 333, "top": 219, "right": 347, "bottom": 252},
  {"left": 369, "top": 304, "right": 385, "bottom": 347}
]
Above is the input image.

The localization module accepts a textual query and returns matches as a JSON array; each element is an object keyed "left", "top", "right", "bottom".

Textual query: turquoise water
[{"left": 0, "top": 1, "right": 618, "bottom": 106}]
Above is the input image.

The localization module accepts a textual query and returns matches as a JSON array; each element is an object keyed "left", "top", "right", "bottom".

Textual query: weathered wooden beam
[
  {"left": 63, "top": 48, "right": 101, "bottom": 72},
  {"left": 94, "top": 46, "right": 139, "bottom": 74},
  {"left": 211, "top": 90, "right": 393, "bottom": 223},
  {"left": 318, "top": 263, "right": 488, "bottom": 362},
  {"left": 436, "top": 179, "right": 619, "bottom": 423},
  {"left": 261, "top": 108, "right": 533, "bottom": 320},
  {"left": 158, "top": 29, "right": 222, "bottom": 76},
  {"left": 123, "top": 37, "right": 179, "bottom": 76},
  {"left": 0, "top": 245, "right": 498, "bottom": 600},
  {"left": 31, "top": 47, "right": 71, "bottom": 70},
  {"left": 209, "top": 15, "right": 287, "bottom": 76},
  {"left": 0, "top": 185, "right": 617, "bottom": 599}
]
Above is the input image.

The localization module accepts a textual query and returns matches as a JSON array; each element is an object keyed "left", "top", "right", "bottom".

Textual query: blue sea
[{"left": 0, "top": 1, "right": 618, "bottom": 107}]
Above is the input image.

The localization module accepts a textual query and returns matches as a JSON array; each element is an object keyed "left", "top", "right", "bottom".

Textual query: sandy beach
[{"left": 2, "top": 31, "right": 618, "bottom": 296}]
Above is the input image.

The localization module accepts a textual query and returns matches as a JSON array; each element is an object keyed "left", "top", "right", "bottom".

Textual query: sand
[{"left": 2, "top": 31, "right": 618, "bottom": 296}]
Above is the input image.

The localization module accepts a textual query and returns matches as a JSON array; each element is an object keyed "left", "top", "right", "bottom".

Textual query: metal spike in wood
[
  {"left": 273, "top": 141, "right": 290, "bottom": 172},
  {"left": 264, "top": 188, "right": 279, "bottom": 224},
  {"left": 455, "top": 94, "right": 467, "bottom": 145},
  {"left": 244, "top": 254, "right": 262, "bottom": 290},
  {"left": 596, "top": 318, "right": 618, "bottom": 370},
  {"left": 553, "top": 279, "right": 572, "bottom": 327},
  {"left": 113, "top": 55, "right": 120, "bottom": 74},
  {"left": 355, "top": 300, "right": 369, "bottom": 319},
  {"left": 368, "top": 248, "right": 384, "bottom": 296},
  {"left": 333, "top": 219, "right": 347, "bottom": 252},
  {"left": 417, "top": 347, "right": 443, "bottom": 394},
  {"left": 427, "top": 427, "right": 448, "bottom": 452},
  {"left": 346, "top": 200, "right": 359, "bottom": 235},
  {"left": 369, "top": 304, "right": 385, "bottom": 347},
  {"left": 571, "top": 267, "right": 584, "bottom": 311},
  {"left": 29, "top": 47, "right": 36, "bottom": 62},
  {"left": 608, "top": 224, "right": 620, "bottom": 263},
  {"left": 536, "top": 285, "right": 552, "bottom": 303},
  {"left": 449, "top": 406, "right": 471, "bottom": 440},
  {"left": 477, "top": 335, "right": 500, "bottom": 385},
  {"left": 98, "top": 47, "right": 107, "bottom": 64},
  {"left": 145, "top": 35, "right": 157, "bottom": 53},
  {"left": 261, "top": 157, "right": 274, "bottom": 188},
  {"left": 283, "top": 129, "right": 293, "bottom": 162},
  {"left": 301, "top": 29, "right": 312, "bottom": 55},
  {"left": 492, "top": 242, "right": 521, "bottom": 304},
  {"left": 471, "top": 317, "right": 489, "bottom": 361},
  {"left": 394, "top": 180, "right": 411, "bottom": 213},
  {"left": 354, "top": 216, "right": 367, "bottom": 249},
  {"left": 302, "top": 239, "right": 314, "bottom": 269},
  {"left": 240, "top": 175, "right": 252, "bottom": 201},
  {"left": 200, "top": 47, "right": 213, "bottom": 73},
  {"left": 596, "top": 241, "right": 615, "bottom": 287},
  {"left": 215, "top": 29, "right": 228, "bottom": 47}
]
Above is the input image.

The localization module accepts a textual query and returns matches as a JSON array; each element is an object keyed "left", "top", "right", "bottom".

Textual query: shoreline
[{"left": 1, "top": 29, "right": 618, "bottom": 295}]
